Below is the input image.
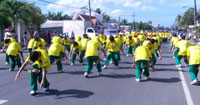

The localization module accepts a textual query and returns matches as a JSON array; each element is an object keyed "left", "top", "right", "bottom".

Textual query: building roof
[
  {"left": 41, "top": 20, "right": 64, "bottom": 28},
  {"left": 105, "top": 20, "right": 118, "bottom": 23},
  {"left": 75, "top": 14, "right": 103, "bottom": 26}
]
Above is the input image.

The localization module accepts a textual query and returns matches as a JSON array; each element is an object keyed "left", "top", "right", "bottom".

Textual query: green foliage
[
  {"left": 46, "top": 11, "right": 72, "bottom": 20},
  {"left": 195, "top": 26, "right": 200, "bottom": 37},
  {"left": 134, "top": 22, "right": 152, "bottom": 30}
]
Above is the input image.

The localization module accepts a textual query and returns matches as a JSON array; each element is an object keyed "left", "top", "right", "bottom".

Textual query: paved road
[{"left": 0, "top": 43, "right": 200, "bottom": 105}]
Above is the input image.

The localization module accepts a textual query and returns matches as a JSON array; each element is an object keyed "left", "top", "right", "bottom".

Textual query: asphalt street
[{"left": 0, "top": 43, "right": 200, "bottom": 105}]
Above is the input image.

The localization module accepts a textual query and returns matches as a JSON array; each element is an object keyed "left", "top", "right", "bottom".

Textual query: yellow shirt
[
  {"left": 51, "top": 36, "right": 62, "bottom": 44},
  {"left": 142, "top": 40, "right": 151, "bottom": 49},
  {"left": 176, "top": 40, "right": 192, "bottom": 56},
  {"left": 62, "top": 38, "right": 70, "bottom": 45},
  {"left": 33, "top": 38, "right": 46, "bottom": 49},
  {"left": 85, "top": 40, "right": 102, "bottom": 57},
  {"left": 80, "top": 38, "right": 89, "bottom": 51},
  {"left": 133, "top": 37, "right": 139, "bottom": 45},
  {"left": 71, "top": 41, "right": 81, "bottom": 51},
  {"left": 134, "top": 46, "right": 152, "bottom": 61},
  {"left": 26, "top": 48, "right": 51, "bottom": 71},
  {"left": 48, "top": 43, "right": 65, "bottom": 56},
  {"left": 126, "top": 39, "right": 135, "bottom": 46},
  {"left": 187, "top": 46, "right": 200, "bottom": 65},
  {"left": 138, "top": 35, "right": 145, "bottom": 43},
  {"left": 28, "top": 39, "right": 35, "bottom": 49},
  {"left": 4, "top": 37, "right": 16, "bottom": 46},
  {"left": 99, "top": 34, "right": 106, "bottom": 42},
  {"left": 6, "top": 42, "right": 22, "bottom": 56},
  {"left": 106, "top": 41, "right": 120, "bottom": 52}
]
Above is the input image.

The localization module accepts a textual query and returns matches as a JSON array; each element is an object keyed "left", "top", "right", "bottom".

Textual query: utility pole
[
  {"left": 119, "top": 16, "right": 121, "bottom": 29},
  {"left": 132, "top": 12, "right": 135, "bottom": 31},
  {"left": 88, "top": 0, "right": 92, "bottom": 27},
  {"left": 131, "top": 12, "right": 136, "bottom": 31},
  {"left": 194, "top": 0, "right": 197, "bottom": 25}
]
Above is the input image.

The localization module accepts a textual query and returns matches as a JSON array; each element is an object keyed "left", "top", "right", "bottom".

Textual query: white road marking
[
  {"left": 178, "top": 70, "right": 194, "bottom": 105},
  {"left": 0, "top": 100, "right": 8, "bottom": 105}
]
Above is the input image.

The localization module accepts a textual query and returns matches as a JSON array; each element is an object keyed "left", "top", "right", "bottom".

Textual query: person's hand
[
  {"left": 151, "top": 66, "right": 155, "bottom": 71},
  {"left": 40, "top": 80, "right": 45, "bottom": 88},
  {"left": 159, "top": 56, "right": 162, "bottom": 60},
  {"left": 15, "top": 73, "right": 20, "bottom": 81},
  {"left": 132, "top": 64, "right": 136, "bottom": 68}
]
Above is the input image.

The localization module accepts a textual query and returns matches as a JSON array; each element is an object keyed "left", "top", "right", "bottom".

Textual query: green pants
[
  {"left": 149, "top": 54, "right": 156, "bottom": 67},
  {"left": 127, "top": 46, "right": 133, "bottom": 54},
  {"left": 104, "top": 52, "right": 119, "bottom": 66},
  {"left": 169, "top": 45, "right": 173, "bottom": 51},
  {"left": 30, "top": 64, "right": 50, "bottom": 91},
  {"left": 135, "top": 60, "right": 149, "bottom": 79},
  {"left": 79, "top": 51, "right": 86, "bottom": 63},
  {"left": 6, "top": 53, "right": 9, "bottom": 63},
  {"left": 66, "top": 45, "right": 71, "bottom": 52},
  {"left": 175, "top": 55, "right": 188, "bottom": 65},
  {"left": 189, "top": 64, "right": 199, "bottom": 80},
  {"left": 173, "top": 49, "right": 179, "bottom": 57},
  {"left": 49, "top": 56, "right": 62, "bottom": 71},
  {"left": 28, "top": 48, "right": 32, "bottom": 53},
  {"left": 8, "top": 55, "right": 16, "bottom": 70},
  {"left": 85, "top": 56, "right": 101, "bottom": 74},
  {"left": 8, "top": 55, "right": 21, "bottom": 70}
]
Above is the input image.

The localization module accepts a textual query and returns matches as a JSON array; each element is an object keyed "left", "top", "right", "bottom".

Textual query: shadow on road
[
  {"left": 35, "top": 89, "right": 94, "bottom": 99},
  {"left": 145, "top": 77, "right": 181, "bottom": 83},
  {"left": 156, "top": 63, "right": 175, "bottom": 66},
  {"left": 155, "top": 68, "right": 187, "bottom": 72},
  {"left": 48, "top": 71, "right": 85, "bottom": 75}
]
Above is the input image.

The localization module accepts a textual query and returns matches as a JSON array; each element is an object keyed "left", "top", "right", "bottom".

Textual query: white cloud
[
  {"left": 123, "top": 1, "right": 142, "bottom": 8},
  {"left": 141, "top": 6, "right": 157, "bottom": 10},
  {"left": 111, "top": 9, "right": 124, "bottom": 16}
]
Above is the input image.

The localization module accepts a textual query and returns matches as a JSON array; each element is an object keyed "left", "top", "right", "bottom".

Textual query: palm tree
[{"left": 0, "top": 0, "right": 27, "bottom": 31}]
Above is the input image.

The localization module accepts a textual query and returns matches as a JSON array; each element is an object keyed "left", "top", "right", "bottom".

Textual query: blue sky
[{"left": 25, "top": 0, "right": 199, "bottom": 27}]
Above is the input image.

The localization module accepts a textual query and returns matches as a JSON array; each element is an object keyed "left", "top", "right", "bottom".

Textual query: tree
[
  {"left": 120, "top": 19, "right": 128, "bottom": 25},
  {"left": 95, "top": 8, "right": 102, "bottom": 14},
  {"left": 46, "top": 11, "right": 72, "bottom": 20},
  {"left": 0, "top": 0, "right": 27, "bottom": 31},
  {"left": 102, "top": 12, "right": 110, "bottom": 22},
  {"left": 22, "top": 2, "right": 46, "bottom": 37},
  {"left": 176, "top": 8, "right": 194, "bottom": 30}
]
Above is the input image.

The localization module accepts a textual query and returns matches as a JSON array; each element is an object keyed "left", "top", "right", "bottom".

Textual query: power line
[{"left": 38, "top": 0, "right": 83, "bottom": 9}]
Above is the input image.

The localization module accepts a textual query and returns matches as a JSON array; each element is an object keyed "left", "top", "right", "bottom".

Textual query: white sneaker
[
  {"left": 173, "top": 56, "right": 175, "bottom": 59},
  {"left": 99, "top": 72, "right": 103, "bottom": 76},
  {"left": 84, "top": 72, "right": 89, "bottom": 78},
  {"left": 178, "top": 67, "right": 182, "bottom": 70},
  {"left": 144, "top": 77, "right": 149, "bottom": 80},
  {"left": 126, "top": 54, "right": 129, "bottom": 57},
  {"left": 190, "top": 79, "right": 198, "bottom": 85},
  {"left": 29, "top": 90, "right": 36, "bottom": 95},
  {"left": 44, "top": 87, "right": 49, "bottom": 92},
  {"left": 9, "top": 68, "right": 14, "bottom": 71},
  {"left": 135, "top": 78, "right": 140, "bottom": 82},
  {"left": 71, "top": 63, "right": 74, "bottom": 66},
  {"left": 103, "top": 65, "right": 107, "bottom": 69},
  {"left": 176, "top": 64, "right": 181, "bottom": 67},
  {"left": 109, "top": 61, "right": 113, "bottom": 64},
  {"left": 5, "top": 62, "right": 9, "bottom": 65}
]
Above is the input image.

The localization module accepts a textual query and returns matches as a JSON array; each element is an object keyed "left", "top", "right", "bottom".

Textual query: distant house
[
  {"left": 74, "top": 14, "right": 103, "bottom": 31},
  {"left": 103, "top": 20, "right": 119, "bottom": 29}
]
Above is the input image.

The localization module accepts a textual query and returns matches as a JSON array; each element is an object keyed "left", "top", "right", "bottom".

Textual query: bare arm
[
  {"left": 40, "top": 67, "right": 47, "bottom": 88},
  {"left": 15, "top": 62, "right": 28, "bottom": 81}
]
